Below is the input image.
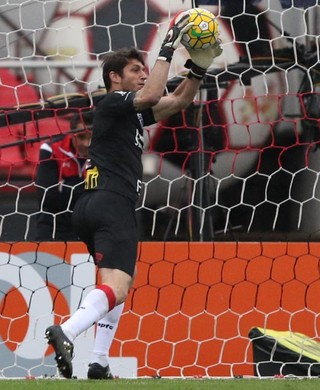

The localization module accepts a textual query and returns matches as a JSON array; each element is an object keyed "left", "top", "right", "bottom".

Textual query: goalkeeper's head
[{"left": 101, "top": 47, "right": 145, "bottom": 91}]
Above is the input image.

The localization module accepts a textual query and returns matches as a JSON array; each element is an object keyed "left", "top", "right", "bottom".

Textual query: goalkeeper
[
  {"left": 36, "top": 111, "right": 122, "bottom": 379},
  {"left": 45, "top": 11, "right": 222, "bottom": 380}
]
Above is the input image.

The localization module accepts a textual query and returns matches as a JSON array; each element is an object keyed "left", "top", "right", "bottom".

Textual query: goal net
[{"left": 0, "top": 0, "right": 320, "bottom": 379}]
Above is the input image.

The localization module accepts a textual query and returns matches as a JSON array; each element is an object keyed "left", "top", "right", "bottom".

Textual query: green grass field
[{"left": 1, "top": 378, "right": 320, "bottom": 389}]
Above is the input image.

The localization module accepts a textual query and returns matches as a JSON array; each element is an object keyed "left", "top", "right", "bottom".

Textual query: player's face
[
  {"left": 73, "top": 129, "right": 91, "bottom": 157},
  {"left": 119, "top": 59, "right": 147, "bottom": 92}
]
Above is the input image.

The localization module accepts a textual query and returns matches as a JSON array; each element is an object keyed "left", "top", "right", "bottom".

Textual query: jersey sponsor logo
[
  {"left": 137, "top": 112, "right": 144, "bottom": 128},
  {"left": 135, "top": 129, "right": 144, "bottom": 150},
  {"left": 136, "top": 179, "right": 142, "bottom": 194},
  {"left": 85, "top": 166, "right": 99, "bottom": 189}
]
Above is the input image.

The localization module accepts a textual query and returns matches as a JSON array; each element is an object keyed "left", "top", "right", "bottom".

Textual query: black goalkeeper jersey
[{"left": 85, "top": 90, "right": 155, "bottom": 202}]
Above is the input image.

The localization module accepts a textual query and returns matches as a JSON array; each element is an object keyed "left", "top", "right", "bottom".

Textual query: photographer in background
[{"left": 35, "top": 112, "right": 92, "bottom": 241}]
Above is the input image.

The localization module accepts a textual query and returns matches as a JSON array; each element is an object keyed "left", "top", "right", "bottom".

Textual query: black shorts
[{"left": 72, "top": 190, "right": 138, "bottom": 277}]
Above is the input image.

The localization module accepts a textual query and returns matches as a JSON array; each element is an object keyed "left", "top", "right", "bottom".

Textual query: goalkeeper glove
[
  {"left": 158, "top": 12, "right": 193, "bottom": 63},
  {"left": 185, "top": 39, "right": 223, "bottom": 80}
]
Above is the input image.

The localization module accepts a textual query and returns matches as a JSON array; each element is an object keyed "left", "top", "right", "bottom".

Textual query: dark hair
[
  {"left": 70, "top": 111, "right": 93, "bottom": 131},
  {"left": 101, "top": 47, "right": 145, "bottom": 90}
]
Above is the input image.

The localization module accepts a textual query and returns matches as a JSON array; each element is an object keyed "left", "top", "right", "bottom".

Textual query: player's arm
[
  {"left": 152, "top": 41, "right": 223, "bottom": 122},
  {"left": 151, "top": 76, "right": 202, "bottom": 122},
  {"left": 133, "top": 12, "right": 192, "bottom": 111}
]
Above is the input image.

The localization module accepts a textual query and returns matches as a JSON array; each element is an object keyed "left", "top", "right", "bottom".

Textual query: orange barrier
[{"left": 1, "top": 241, "right": 320, "bottom": 377}]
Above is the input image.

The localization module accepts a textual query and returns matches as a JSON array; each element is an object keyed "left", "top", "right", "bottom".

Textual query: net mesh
[
  {"left": 1, "top": 0, "right": 319, "bottom": 241},
  {"left": 1, "top": 241, "right": 320, "bottom": 378}
]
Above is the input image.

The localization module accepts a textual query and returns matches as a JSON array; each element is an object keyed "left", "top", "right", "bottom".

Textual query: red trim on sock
[{"left": 96, "top": 285, "right": 116, "bottom": 311}]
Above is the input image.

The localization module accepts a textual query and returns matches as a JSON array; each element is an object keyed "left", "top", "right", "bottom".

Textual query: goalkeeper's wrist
[
  {"left": 158, "top": 46, "right": 174, "bottom": 63},
  {"left": 185, "top": 59, "right": 206, "bottom": 80}
]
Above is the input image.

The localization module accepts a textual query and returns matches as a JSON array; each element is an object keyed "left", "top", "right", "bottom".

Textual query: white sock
[
  {"left": 91, "top": 302, "right": 125, "bottom": 367},
  {"left": 61, "top": 288, "right": 111, "bottom": 341}
]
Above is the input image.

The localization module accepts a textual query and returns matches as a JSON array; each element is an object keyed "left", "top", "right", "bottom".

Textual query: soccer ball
[{"left": 181, "top": 8, "right": 219, "bottom": 50}]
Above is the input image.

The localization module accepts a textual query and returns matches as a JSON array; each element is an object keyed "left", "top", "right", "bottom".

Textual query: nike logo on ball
[{"left": 191, "top": 28, "right": 212, "bottom": 38}]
